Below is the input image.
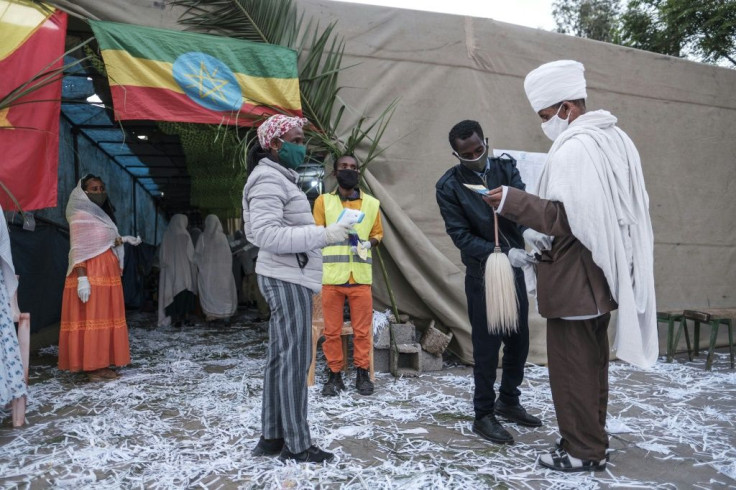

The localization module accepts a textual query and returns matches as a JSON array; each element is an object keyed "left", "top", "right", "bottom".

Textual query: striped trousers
[{"left": 257, "top": 274, "right": 313, "bottom": 453}]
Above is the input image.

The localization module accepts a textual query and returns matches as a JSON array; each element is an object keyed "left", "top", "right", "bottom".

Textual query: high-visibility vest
[{"left": 322, "top": 192, "right": 380, "bottom": 285}]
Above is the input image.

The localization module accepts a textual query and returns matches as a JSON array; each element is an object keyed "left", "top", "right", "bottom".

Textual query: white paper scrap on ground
[{"left": 2, "top": 311, "right": 735, "bottom": 489}]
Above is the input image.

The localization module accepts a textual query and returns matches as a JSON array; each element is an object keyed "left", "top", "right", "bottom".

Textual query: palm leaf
[{"left": 0, "top": 38, "right": 94, "bottom": 111}]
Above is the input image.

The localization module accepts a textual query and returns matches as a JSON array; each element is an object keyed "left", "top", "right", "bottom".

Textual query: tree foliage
[
  {"left": 553, "top": 0, "right": 621, "bottom": 43},
  {"left": 552, "top": 0, "right": 736, "bottom": 67},
  {"left": 620, "top": 0, "right": 736, "bottom": 66}
]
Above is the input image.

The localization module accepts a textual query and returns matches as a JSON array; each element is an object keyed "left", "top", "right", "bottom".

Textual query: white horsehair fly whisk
[{"left": 485, "top": 210, "right": 518, "bottom": 334}]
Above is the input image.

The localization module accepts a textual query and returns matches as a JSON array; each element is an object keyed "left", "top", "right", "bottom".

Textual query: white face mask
[{"left": 540, "top": 104, "right": 570, "bottom": 141}]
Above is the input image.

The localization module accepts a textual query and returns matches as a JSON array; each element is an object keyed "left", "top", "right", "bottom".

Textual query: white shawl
[
  {"left": 194, "top": 215, "right": 237, "bottom": 319},
  {"left": 65, "top": 181, "right": 123, "bottom": 276},
  {"left": 538, "top": 110, "right": 658, "bottom": 368},
  {"left": 0, "top": 205, "right": 19, "bottom": 320},
  {"left": 157, "top": 214, "right": 196, "bottom": 326}
]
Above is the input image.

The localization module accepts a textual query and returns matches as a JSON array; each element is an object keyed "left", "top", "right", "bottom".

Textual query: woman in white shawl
[
  {"left": 157, "top": 214, "right": 197, "bottom": 327},
  {"left": 59, "top": 175, "right": 141, "bottom": 380},
  {"left": 194, "top": 215, "right": 237, "bottom": 322},
  {"left": 0, "top": 204, "right": 27, "bottom": 419}
]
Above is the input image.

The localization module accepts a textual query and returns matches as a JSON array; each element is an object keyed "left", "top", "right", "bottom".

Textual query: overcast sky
[{"left": 325, "top": 0, "right": 557, "bottom": 30}]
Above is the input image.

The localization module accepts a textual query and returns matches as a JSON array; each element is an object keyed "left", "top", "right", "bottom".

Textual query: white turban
[{"left": 524, "top": 60, "right": 587, "bottom": 113}]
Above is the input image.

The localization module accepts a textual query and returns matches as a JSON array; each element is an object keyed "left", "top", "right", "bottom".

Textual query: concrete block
[
  {"left": 421, "top": 350, "right": 444, "bottom": 372},
  {"left": 420, "top": 321, "right": 453, "bottom": 355},
  {"left": 374, "top": 323, "right": 416, "bottom": 349},
  {"left": 374, "top": 348, "right": 390, "bottom": 372},
  {"left": 390, "top": 342, "right": 422, "bottom": 377}
]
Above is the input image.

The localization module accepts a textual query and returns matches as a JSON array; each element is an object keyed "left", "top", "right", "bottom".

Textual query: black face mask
[
  {"left": 86, "top": 192, "right": 108, "bottom": 207},
  {"left": 336, "top": 169, "right": 359, "bottom": 189}
]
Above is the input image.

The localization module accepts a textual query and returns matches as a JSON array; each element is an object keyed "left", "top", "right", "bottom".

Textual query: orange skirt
[{"left": 58, "top": 249, "right": 130, "bottom": 372}]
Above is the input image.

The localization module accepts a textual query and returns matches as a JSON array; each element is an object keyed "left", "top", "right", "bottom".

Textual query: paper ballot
[
  {"left": 337, "top": 208, "right": 364, "bottom": 226},
  {"left": 463, "top": 183, "right": 490, "bottom": 195}
]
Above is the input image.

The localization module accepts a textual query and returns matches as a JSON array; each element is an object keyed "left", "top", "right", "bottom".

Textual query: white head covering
[
  {"left": 157, "top": 214, "right": 196, "bottom": 326},
  {"left": 524, "top": 60, "right": 587, "bottom": 113},
  {"left": 65, "top": 180, "right": 122, "bottom": 276},
  {"left": 194, "top": 215, "right": 237, "bottom": 319}
]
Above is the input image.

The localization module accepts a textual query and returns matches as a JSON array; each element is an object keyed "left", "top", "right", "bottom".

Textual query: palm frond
[{"left": 0, "top": 38, "right": 94, "bottom": 111}]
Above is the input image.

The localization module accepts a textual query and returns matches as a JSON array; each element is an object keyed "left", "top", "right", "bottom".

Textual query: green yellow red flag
[
  {"left": 89, "top": 20, "right": 302, "bottom": 126},
  {"left": 0, "top": 0, "right": 66, "bottom": 211}
]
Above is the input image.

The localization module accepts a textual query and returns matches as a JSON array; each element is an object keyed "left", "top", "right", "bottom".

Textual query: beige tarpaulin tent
[{"left": 53, "top": 0, "right": 736, "bottom": 364}]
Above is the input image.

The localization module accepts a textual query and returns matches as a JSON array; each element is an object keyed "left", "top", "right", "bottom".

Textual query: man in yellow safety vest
[{"left": 313, "top": 154, "right": 383, "bottom": 396}]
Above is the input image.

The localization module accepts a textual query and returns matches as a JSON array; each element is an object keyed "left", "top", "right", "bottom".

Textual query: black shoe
[
  {"left": 321, "top": 371, "right": 345, "bottom": 396},
  {"left": 356, "top": 367, "right": 374, "bottom": 396},
  {"left": 539, "top": 448, "right": 606, "bottom": 472},
  {"left": 252, "top": 436, "right": 284, "bottom": 456},
  {"left": 555, "top": 437, "right": 613, "bottom": 461},
  {"left": 279, "top": 445, "right": 334, "bottom": 463},
  {"left": 472, "top": 414, "right": 514, "bottom": 444},
  {"left": 494, "top": 399, "right": 542, "bottom": 427}
]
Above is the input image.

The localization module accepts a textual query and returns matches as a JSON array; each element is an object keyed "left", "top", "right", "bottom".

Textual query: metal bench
[
  {"left": 656, "top": 310, "right": 686, "bottom": 362},
  {"left": 676, "top": 309, "right": 735, "bottom": 370}
]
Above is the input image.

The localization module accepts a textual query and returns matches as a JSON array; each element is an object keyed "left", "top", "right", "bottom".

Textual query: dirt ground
[{"left": 1, "top": 310, "right": 734, "bottom": 489}]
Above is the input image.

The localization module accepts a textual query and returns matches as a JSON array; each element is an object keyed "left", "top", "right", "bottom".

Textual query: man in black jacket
[{"left": 436, "top": 120, "right": 545, "bottom": 444}]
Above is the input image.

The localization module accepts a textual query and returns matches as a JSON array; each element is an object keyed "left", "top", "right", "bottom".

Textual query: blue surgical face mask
[{"left": 278, "top": 139, "right": 306, "bottom": 170}]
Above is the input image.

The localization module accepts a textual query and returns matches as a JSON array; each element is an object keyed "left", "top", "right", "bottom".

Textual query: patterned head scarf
[
  {"left": 524, "top": 60, "right": 587, "bottom": 113},
  {"left": 257, "top": 114, "right": 308, "bottom": 149}
]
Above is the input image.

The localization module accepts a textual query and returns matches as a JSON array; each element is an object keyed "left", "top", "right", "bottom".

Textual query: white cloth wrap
[
  {"left": 524, "top": 60, "right": 587, "bottom": 112},
  {"left": 157, "top": 214, "right": 197, "bottom": 327},
  {"left": 65, "top": 181, "right": 122, "bottom": 277},
  {"left": 194, "top": 215, "right": 237, "bottom": 319},
  {"left": 0, "top": 205, "right": 18, "bottom": 319},
  {"left": 537, "top": 110, "right": 657, "bottom": 368}
]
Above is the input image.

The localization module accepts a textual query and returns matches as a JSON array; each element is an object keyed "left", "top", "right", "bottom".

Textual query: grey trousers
[
  {"left": 547, "top": 313, "right": 611, "bottom": 462},
  {"left": 257, "top": 275, "right": 313, "bottom": 453}
]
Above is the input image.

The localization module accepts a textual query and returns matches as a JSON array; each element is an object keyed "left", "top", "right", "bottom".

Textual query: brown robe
[{"left": 500, "top": 187, "right": 617, "bottom": 318}]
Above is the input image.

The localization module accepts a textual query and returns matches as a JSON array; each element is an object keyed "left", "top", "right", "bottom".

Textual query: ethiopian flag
[
  {"left": 90, "top": 21, "right": 302, "bottom": 126},
  {"left": 0, "top": 1, "right": 66, "bottom": 211}
]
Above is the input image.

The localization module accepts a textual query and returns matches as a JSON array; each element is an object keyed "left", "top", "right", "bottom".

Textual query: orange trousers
[{"left": 321, "top": 284, "right": 372, "bottom": 372}]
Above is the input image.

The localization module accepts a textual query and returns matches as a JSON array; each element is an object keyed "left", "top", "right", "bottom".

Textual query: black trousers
[
  {"left": 547, "top": 314, "right": 610, "bottom": 461},
  {"left": 465, "top": 270, "right": 529, "bottom": 419}
]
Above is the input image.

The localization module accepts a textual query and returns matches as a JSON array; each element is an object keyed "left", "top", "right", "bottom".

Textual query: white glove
[
  {"left": 121, "top": 235, "right": 142, "bottom": 246},
  {"left": 325, "top": 222, "right": 351, "bottom": 244},
  {"left": 351, "top": 240, "right": 372, "bottom": 254},
  {"left": 523, "top": 228, "right": 553, "bottom": 254},
  {"left": 77, "top": 276, "right": 91, "bottom": 303},
  {"left": 508, "top": 248, "right": 538, "bottom": 268}
]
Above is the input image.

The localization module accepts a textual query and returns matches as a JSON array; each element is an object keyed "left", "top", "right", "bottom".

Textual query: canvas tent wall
[{"left": 50, "top": 0, "right": 736, "bottom": 364}]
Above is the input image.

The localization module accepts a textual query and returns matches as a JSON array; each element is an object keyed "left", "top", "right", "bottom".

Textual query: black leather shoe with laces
[
  {"left": 322, "top": 371, "right": 345, "bottom": 396},
  {"left": 494, "top": 399, "right": 542, "bottom": 427},
  {"left": 279, "top": 445, "right": 335, "bottom": 464},
  {"left": 252, "top": 436, "right": 284, "bottom": 456},
  {"left": 355, "top": 367, "right": 374, "bottom": 395},
  {"left": 472, "top": 414, "right": 514, "bottom": 444}
]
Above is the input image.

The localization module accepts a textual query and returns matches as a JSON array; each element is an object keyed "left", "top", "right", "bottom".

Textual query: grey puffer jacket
[{"left": 242, "top": 158, "right": 327, "bottom": 292}]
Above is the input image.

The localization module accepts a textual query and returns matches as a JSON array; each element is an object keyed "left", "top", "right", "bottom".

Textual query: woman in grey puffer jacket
[{"left": 243, "top": 115, "right": 350, "bottom": 464}]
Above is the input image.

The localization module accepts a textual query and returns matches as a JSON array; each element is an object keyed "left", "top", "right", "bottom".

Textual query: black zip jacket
[{"left": 435, "top": 155, "right": 527, "bottom": 279}]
